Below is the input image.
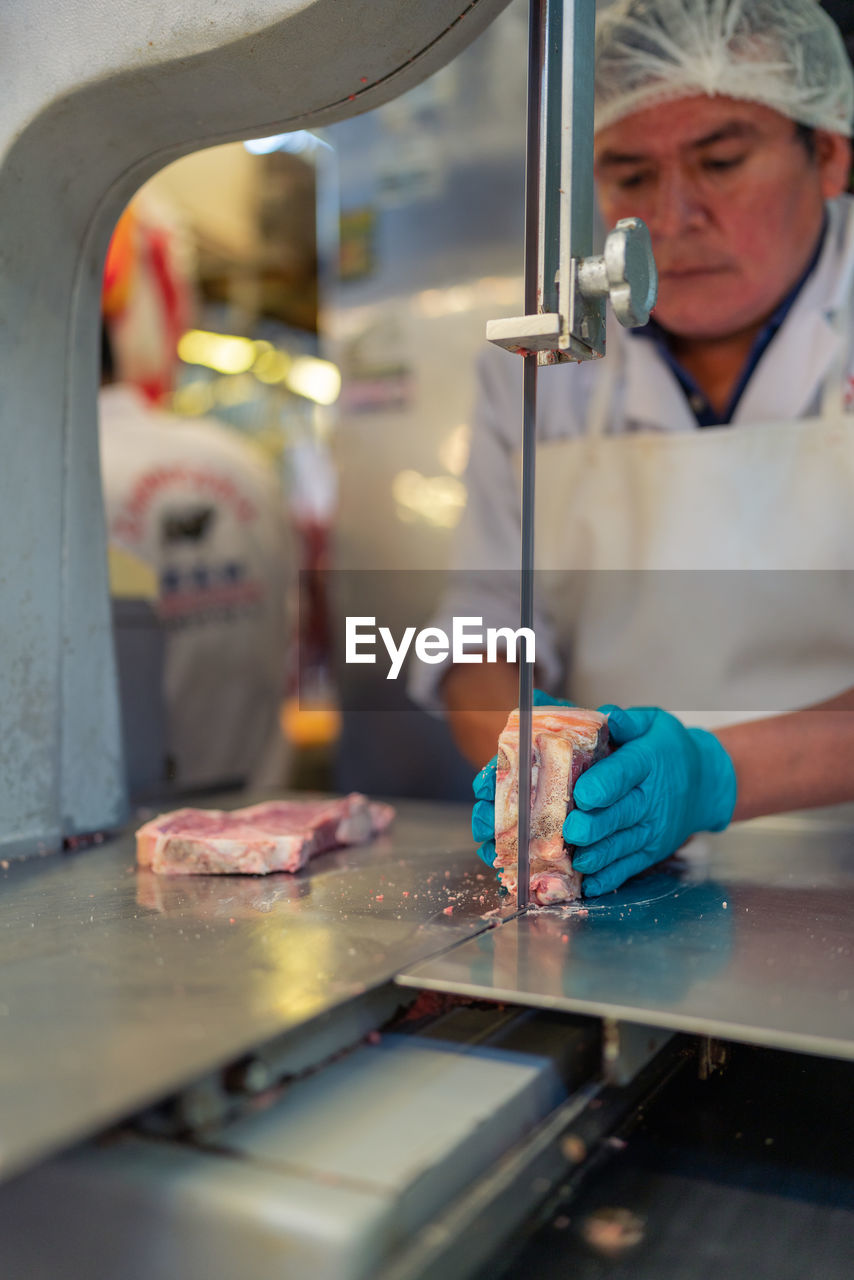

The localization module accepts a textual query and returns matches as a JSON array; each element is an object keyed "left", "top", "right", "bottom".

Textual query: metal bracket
[
  {"left": 603, "top": 1019, "right": 675, "bottom": 1087},
  {"left": 486, "top": 217, "right": 657, "bottom": 362},
  {"left": 486, "top": 0, "right": 657, "bottom": 365}
]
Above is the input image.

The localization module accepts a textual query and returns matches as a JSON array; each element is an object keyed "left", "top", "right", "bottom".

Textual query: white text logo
[{"left": 345, "top": 616, "right": 535, "bottom": 679}]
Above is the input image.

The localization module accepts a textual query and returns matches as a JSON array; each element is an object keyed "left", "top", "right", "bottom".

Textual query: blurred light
[
  {"left": 412, "top": 276, "right": 521, "bottom": 318},
  {"left": 446, "top": 286, "right": 475, "bottom": 313},
  {"left": 214, "top": 373, "right": 256, "bottom": 406},
  {"left": 438, "top": 423, "right": 471, "bottom": 477},
  {"left": 478, "top": 276, "right": 524, "bottom": 306},
  {"left": 253, "top": 425, "right": 287, "bottom": 459},
  {"left": 286, "top": 356, "right": 341, "bottom": 406},
  {"left": 392, "top": 470, "right": 466, "bottom": 529},
  {"left": 415, "top": 289, "right": 444, "bottom": 319},
  {"left": 281, "top": 697, "right": 341, "bottom": 748},
  {"left": 392, "top": 470, "right": 421, "bottom": 506},
  {"left": 254, "top": 349, "right": 292, "bottom": 384},
  {"left": 178, "top": 329, "right": 256, "bottom": 375},
  {"left": 412, "top": 285, "right": 473, "bottom": 317},
  {"left": 172, "top": 381, "right": 214, "bottom": 417},
  {"left": 244, "top": 130, "right": 329, "bottom": 157},
  {"left": 244, "top": 133, "right": 295, "bottom": 155}
]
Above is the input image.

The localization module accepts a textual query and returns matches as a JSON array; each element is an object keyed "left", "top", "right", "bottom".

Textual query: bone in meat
[
  {"left": 494, "top": 706, "right": 609, "bottom": 905},
  {"left": 136, "top": 793, "right": 395, "bottom": 876}
]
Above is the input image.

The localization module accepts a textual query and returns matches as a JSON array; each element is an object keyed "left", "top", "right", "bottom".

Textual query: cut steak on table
[
  {"left": 494, "top": 706, "right": 609, "bottom": 905},
  {"left": 136, "top": 793, "right": 395, "bottom": 876}
]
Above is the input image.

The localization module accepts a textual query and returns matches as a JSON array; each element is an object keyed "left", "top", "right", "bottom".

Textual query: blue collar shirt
[{"left": 630, "top": 222, "right": 827, "bottom": 428}]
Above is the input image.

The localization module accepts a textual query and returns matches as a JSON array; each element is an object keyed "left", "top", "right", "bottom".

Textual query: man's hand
[
  {"left": 444, "top": 662, "right": 519, "bottom": 770},
  {"left": 472, "top": 756, "right": 498, "bottom": 868},
  {"left": 471, "top": 690, "right": 574, "bottom": 868},
  {"left": 565, "top": 705, "right": 737, "bottom": 897}
]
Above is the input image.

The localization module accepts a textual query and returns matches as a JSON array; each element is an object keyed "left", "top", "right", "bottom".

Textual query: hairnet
[{"left": 595, "top": 0, "right": 854, "bottom": 136}]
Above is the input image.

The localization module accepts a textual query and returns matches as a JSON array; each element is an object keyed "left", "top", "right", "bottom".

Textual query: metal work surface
[
  {"left": 399, "top": 811, "right": 854, "bottom": 1061},
  {"left": 0, "top": 799, "right": 502, "bottom": 1183}
]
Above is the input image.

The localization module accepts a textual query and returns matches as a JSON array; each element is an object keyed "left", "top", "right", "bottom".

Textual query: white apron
[{"left": 531, "top": 271, "right": 854, "bottom": 727}]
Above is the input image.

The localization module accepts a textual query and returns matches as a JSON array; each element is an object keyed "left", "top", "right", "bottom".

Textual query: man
[
  {"left": 101, "top": 204, "right": 293, "bottom": 794},
  {"left": 100, "top": 370, "right": 293, "bottom": 794},
  {"left": 412, "top": 0, "right": 854, "bottom": 894}
]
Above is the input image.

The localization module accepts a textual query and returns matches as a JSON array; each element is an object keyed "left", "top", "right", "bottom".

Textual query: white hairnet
[{"left": 595, "top": 0, "right": 854, "bottom": 136}]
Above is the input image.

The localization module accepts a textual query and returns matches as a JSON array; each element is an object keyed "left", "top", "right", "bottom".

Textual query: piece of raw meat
[
  {"left": 494, "top": 706, "right": 609, "bottom": 905},
  {"left": 136, "top": 793, "right": 395, "bottom": 876}
]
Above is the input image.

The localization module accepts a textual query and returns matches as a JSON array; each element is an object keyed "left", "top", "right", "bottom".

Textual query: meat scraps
[
  {"left": 494, "top": 706, "right": 609, "bottom": 905},
  {"left": 136, "top": 793, "right": 395, "bottom": 876}
]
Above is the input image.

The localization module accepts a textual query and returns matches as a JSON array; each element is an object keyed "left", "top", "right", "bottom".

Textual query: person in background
[
  {"left": 412, "top": 0, "right": 854, "bottom": 895},
  {"left": 100, "top": 201, "right": 293, "bottom": 793}
]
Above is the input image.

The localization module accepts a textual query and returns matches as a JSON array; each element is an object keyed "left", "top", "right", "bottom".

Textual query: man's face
[{"left": 594, "top": 96, "right": 849, "bottom": 340}]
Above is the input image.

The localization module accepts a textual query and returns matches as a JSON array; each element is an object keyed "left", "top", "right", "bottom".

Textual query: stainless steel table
[
  {"left": 0, "top": 799, "right": 504, "bottom": 1183},
  {"left": 4, "top": 797, "right": 854, "bottom": 1190},
  {"left": 399, "top": 810, "right": 854, "bottom": 1061}
]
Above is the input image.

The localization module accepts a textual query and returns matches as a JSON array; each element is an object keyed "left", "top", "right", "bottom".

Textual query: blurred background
[
  {"left": 104, "top": 0, "right": 531, "bottom": 807},
  {"left": 104, "top": 0, "right": 854, "bottom": 807}
]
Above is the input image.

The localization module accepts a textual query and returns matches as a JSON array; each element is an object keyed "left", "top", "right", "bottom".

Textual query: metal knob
[{"left": 576, "top": 217, "right": 657, "bottom": 328}]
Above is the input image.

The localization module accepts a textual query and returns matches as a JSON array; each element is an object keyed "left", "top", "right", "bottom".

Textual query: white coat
[
  {"left": 411, "top": 194, "right": 854, "bottom": 723},
  {"left": 99, "top": 384, "right": 293, "bottom": 790}
]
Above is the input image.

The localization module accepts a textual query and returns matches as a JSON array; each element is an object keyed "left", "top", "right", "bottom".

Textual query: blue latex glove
[
  {"left": 564, "top": 705, "right": 737, "bottom": 898},
  {"left": 471, "top": 690, "right": 574, "bottom": 868}
]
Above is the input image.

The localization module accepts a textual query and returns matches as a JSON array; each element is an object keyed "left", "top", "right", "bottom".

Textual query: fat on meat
[
  {"left": 494, "top": 706, "right": 609, "bottom": 905},
  {"left": 136, "top": 793, "right": 395, "bottom": 876}
]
